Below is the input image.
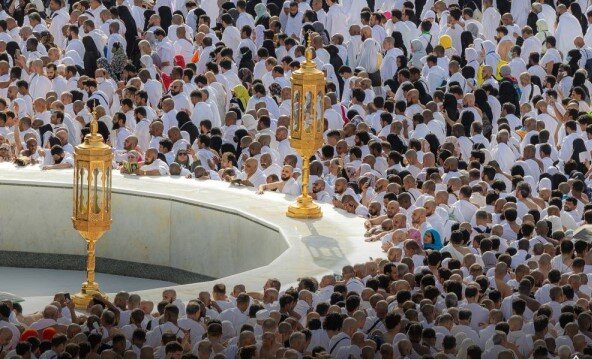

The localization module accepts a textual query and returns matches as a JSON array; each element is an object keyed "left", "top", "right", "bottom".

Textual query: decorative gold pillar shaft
[
  {"left": 86, "top": 239, "right": 96, "bottom": 285},
  {"left": 300, "top": 155, "right": 311, "bottom": 198}
]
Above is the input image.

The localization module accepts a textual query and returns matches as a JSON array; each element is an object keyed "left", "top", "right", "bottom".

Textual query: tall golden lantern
[
  {"left": 72, "top": 110, "right": 113, "bottom": 308},
  {"left": 286, "top": 34, "right": 325, "bottom": 219}
]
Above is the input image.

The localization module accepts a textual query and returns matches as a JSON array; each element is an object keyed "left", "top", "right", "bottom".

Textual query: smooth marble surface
[{"left": 0, "top": 163, "right": 383, "bottom": 308}]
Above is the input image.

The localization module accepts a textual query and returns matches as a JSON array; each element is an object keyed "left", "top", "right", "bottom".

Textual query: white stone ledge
[{"left": 0, "top": 163, "right": 383, "bottom": 303}]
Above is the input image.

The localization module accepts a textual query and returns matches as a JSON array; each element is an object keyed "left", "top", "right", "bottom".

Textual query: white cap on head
[
  {"left": 422, "top": 10, "right": 436, "bottom": 21},
  {"left": 256, "top": 309, "right": 270, "bottom": 321},
  {"left": 538, "top": 177, "right": 552, "bottom": 191}
]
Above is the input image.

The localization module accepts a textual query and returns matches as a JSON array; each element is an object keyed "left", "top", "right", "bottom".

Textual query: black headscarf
[
  {"left": 326, "top": 44, "right": 344, "bottom": 93},
  {"left": 567, "top": 49, "right": 581, "bottom": 76},
  {"left": 188, "top": 8, "right": 205, "bottom": 30},
  {"left": 443, "top": 93, "right": 459, "bottom": 121},
  {"left": 138, "top": 9, "right": 153, "bottom": 32},
  {"left": 527, "top": 12, "right": 539, "bottom": 34},
  {"left": 238, "top": 47, "right": 254, "bottom": 73},
  {"left": 266, "top": 0, "right": 284, "bottom": 16},
  {"left": 117, "top": 5, "right": 140, "bottom": 64},
  {"left": 572, "top": 137, "right": 589, "bottom": 173},
  {"left": 571, "top": 2, "right": 588, "bottom": 34},
  {"left": 498, "top": 78, "right": 520, "bottom": 115},
  {"left": 460, "top": 31, "right": 473, "bottom": 61},
  {"left": 392, "top": 32, "right": 407, "bottom": 57},
  {"left": 262, "top": 39, "right": 276, "bottom": 58},
  {"left": 573, "top": 71, "right": 589, "bottom": 100},
  {"left": 82, "top": 36, "right": 101, "bottom": 77},
  {"left": 5, "top": 41, "right": 19, "bottom": 62},
  {"left": 176, "top": 111, "right": 199, "bottom": 145},
  {"left": 474, "top": 88, "right": 493, "bottom": 126},
  {"left": 158, "top": 6, "right": 173, "bottom": 34}
]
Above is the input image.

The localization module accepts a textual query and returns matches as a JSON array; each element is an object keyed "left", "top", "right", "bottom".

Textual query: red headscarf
[{"left": 42, "top": 327, "right": 57, "bottom": 341}]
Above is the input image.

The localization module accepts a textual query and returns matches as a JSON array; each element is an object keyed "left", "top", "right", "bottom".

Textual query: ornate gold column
[
  {"left": 286, "top": 34, "right": 326, "bottom": 219},
  {"left": 71, "top": 111, "right": 112, "bottom": 308}
]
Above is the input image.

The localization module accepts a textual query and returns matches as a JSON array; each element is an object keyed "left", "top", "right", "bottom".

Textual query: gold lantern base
[
  {"left": 72, "top": 281, "right": 108, "bottom": 309},
  {"left": 287, "top": 195, "right": 322, "bottom": 219}
]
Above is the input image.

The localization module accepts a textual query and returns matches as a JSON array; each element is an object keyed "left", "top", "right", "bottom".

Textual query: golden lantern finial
[
  {"left": 303, "top": 31, "right": 315, "bottom": 68},
  {"left": 90, "top": 107, "right": 98, "bottom": 137}
]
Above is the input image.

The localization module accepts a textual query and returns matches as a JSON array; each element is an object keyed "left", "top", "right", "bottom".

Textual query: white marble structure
[{"left": 0, "top": 163, "right": 383, "bottom": 307}]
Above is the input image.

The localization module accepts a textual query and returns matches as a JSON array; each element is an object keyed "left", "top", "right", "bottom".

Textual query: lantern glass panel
[
  {"left": 304, "top": 91, "right": 313, "bottom": 133},
  {"left": 316, "top": 91, "right": 323, "bottom": 133},
  {"left": 78, "top": 166, "right": 87, "bottom": 217},
  {"left": 92, "top": 168, "right": 103, "bottom": 214},
  {"left": 292, "top": 89, "right": 300, "bottom": 135}
]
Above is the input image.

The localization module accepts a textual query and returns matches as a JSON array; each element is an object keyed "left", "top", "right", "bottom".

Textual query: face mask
[{"left": 96, "top": 77, "right": 105, "bottom": 84}]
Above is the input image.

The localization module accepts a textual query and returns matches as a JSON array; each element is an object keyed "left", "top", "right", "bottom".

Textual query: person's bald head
[
  {"left": 167, "top": 126, "right": 181, "bottom": 141},
  {"left": 349, "top": 24, "right": 361, "bottom": 36},
  {"left": 176, "top": 26, "right": 186, "bottom": 39},
  {"left": 161, "top": 98, "right": 174, "bottom": 112},
  {"left": 342, "top": 317, "right": 358, "bottom": 336},
  {"left": 249, "top": 141, "right": 262, "bottom": 155},
  {"left": 149, "top": 120, "right": 164, "bottom": 136},
  {"left": 244, "top": 157, "right": 259, "bottom": 175},
  {"left": 43, "top": 304, "right": 59, "bottom": 319},
  {"left": 138, "top": 69, "right": 152, "bottom": 82},
  {"left": 557, "top": 4, "right": 567, "bottom": 13},
  {"left": 172, "top": 13, "right": 183, "bottom": 25},
  {"left": 574, "top": 36, "right": 585, "bottom": 48}
]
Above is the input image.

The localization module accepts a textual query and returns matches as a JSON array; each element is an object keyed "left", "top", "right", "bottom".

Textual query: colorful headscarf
[
  {"left": 255, "top": 3, "right": 269, "bottom": 23},
  {"left": 422, "top": 228, "right": 443, "bottom": 250},
  {"left": 233, "top": 85, "right": 250, "bottom": 110}
]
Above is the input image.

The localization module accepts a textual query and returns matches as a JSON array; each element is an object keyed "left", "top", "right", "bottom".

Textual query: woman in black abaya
[
  {"left": 82, "top": 36, "right": 101, "bottom": 77},
  {"left": 117, "top": 5, "right": 140, "bottom": 65}
]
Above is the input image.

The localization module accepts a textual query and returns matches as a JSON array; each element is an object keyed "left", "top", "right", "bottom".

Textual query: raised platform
[{"left": 0, "top": 163, "right": 383, "bottom": 306}]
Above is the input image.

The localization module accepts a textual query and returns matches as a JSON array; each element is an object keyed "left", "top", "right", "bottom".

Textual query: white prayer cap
[
  {"left": 547, "top": 166, "right": 558, "bottom": 175},
  {"left": 61, "top": 57, "right": 74, "bottom": 66},
  {"left": 422, "top": 10, "right": 436, "bottom": 20},
  {"left": 221, "top": 321, "right": 235, "bottom": 340},
  {"left": 538, "top": 177, "right": 552, "bottom": 191},
  {"left": 256, "top": 309, "right": 270, "bottom": 321},
  {"left": 283, "top": 0, "right": 290, "bottom": 7}
]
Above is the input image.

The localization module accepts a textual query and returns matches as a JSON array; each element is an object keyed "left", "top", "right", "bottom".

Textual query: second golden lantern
[{"left": 286, "top": 34, "right": 326, "bottom": 219}]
